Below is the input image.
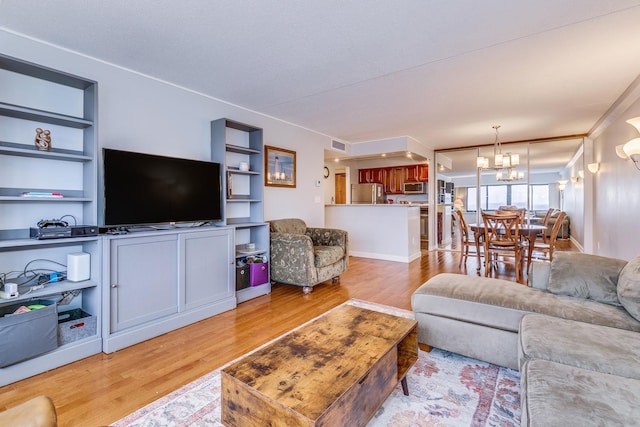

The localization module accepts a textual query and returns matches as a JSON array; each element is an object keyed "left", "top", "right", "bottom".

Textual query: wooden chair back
[
  {"left": 547, "top": 211, "right": 567, "bottom": 245},
  {"left": 481, "top": 211, "right": 523, "bottom": 282},
  {"left": 496, "top": 207, "right": 526, "bottom": 224},
  {"left": 540, "top": 208, "right": 557, "bottom": 243},
  {"left": 542, "top": 208, "right": 557, "bottom": 226},
  {"left": 482, "top": 211, "right": 521, "bottom": 248},
  {"left": 455, "top": 209, "right": 469, "bottom": 238}
]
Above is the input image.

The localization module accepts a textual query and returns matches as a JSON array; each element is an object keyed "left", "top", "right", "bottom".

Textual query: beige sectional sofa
[{"left": 412, "top": 252, "right": 640, "bottom": 426}]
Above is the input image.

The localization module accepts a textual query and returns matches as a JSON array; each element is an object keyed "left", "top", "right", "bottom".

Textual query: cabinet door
[
  {"left": 358, "top": 169, "right": 371, "bottom": 183},
  {"left": 371, "top": 168, "right": 386, "bottom": 184},
  {"left": 389, "top": 168, "right": 404, "bottom": 194},
  {"left": 110, "top": 235, "right": 178, "bottom": 332},
  {"left": 404, "top": 165, "right": 418, "bottom": 182},
  {"left": 181, "top": 229, "right": 234, "bottom": 311},
  {"left": 417, "top": 164, "right": 429, "bottom": 182}
]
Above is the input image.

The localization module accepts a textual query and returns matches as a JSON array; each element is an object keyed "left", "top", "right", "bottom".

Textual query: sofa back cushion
[
  {"left": 548, "top": 252, "right": 627, "bottom": 306},
  {"left": 618, "top": 256, "right": 640, "bottom": 321},
  {"left": 270, "top": 218, "right": 307, "bottom": 234}
]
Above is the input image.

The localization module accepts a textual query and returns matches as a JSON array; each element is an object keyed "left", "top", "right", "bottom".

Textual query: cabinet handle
[{"left": 111, "top": 284, "right": 118, "bottom": 288}]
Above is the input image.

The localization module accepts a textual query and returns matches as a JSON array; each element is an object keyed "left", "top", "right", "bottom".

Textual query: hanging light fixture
[{"left": 476, "top": 125, "right": 524, "bottom": 181}]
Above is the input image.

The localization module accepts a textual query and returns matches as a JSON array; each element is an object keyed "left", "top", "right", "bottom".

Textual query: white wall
[
  {"left": 591, "top": 97, "right": 640, "bottom": 260},
  {"left": 1, "top": 30, "right": 329, "bottom": 227}
]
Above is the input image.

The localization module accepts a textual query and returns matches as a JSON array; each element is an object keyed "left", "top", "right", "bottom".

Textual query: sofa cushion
[
  {"left": 547, "top": 252, "right": 627, "bottom": 306},
  {"left": 518, "top": 314, "right": 640, "bottom": 379},
  {"left": 270, "top": 218, "right": 307, "bottom": 234},
  {"left": 618, "top": 256, "right": 640, "bottom": 321},
  {"left": 521, "top": 359, "right": 640, "bottom": 427},
  {"left": 313, "top": 246, "right": 344, "bottom": 268}
]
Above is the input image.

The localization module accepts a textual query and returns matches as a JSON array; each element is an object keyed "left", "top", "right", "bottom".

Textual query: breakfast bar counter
[{"left": 325, "top": 204, "right": 421, "bottom": 263}]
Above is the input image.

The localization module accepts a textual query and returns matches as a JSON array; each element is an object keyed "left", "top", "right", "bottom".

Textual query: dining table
[{"left": 468, "top": 222, "right": 547, "bottom": 272}]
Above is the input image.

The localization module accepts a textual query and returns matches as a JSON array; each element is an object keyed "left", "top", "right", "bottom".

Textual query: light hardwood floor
[{"left": 0, "top": 246, "right": 571, "bottom": 426}]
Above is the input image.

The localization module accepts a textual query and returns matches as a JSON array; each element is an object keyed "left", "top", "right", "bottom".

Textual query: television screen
[{"left": 103, "top": 148, "right": 222, "bottom": 227}]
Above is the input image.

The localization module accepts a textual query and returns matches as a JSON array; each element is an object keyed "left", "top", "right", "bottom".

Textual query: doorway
[{"left": 335, "top": 173, "right": 346, "bottom": 204}]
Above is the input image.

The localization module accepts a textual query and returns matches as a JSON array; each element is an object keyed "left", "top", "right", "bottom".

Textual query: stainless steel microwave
[{"left": 403, "top": 182, "right": 426, "bottom": 194}]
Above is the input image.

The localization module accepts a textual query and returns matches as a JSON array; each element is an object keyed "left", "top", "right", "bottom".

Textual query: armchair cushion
[
  {"left": 314, "top": 246, "right": 345, "bottom": 268},
  {"left": 548, "top": 252, "right": 627, "bottom": 306},
  {"left": 618, "top": 256, "right": 640, "bottom": 321}
]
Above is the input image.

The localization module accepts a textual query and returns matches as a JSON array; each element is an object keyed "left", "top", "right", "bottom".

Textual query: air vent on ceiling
[{"left": 331, "top": 140, "right": 346, "bottom": 152}]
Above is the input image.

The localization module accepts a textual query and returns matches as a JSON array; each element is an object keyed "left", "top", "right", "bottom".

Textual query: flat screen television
[{"left": 102, "top": 148, "right": 222, "bottom": 227}]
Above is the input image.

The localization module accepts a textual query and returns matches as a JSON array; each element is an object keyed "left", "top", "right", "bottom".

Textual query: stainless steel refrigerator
[{"left": 351, "top": 183, "right": 384, "bottom": 204}]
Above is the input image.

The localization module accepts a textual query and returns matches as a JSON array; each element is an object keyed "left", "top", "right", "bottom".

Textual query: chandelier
[{"left": 476, "top": 125, "right": 524, "bottom": 181}]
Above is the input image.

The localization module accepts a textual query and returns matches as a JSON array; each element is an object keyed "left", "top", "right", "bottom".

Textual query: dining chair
[
  {"left": 482, "top": 211, "right": 525, "bottom": 282},
  {"left": 497, "top": 207, "right": 526, "bottom": 225},
  {"left": 529, "top": 211, "right": 567, "bottom": 262},
  {"left": 537, "top": 208, "right": 558, "bottom": 243},
  {"left": 454, "top": 209, "right": 478, "bottom": 268}
]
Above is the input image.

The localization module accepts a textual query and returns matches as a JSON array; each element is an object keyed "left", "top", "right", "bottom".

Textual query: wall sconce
[
  {"left": 616, "top": 118, "right": 640, "bottom": 170},
  {"left": 570, "top": 176, "right": 579, "bottom": 183},
  {"left": 558, "top": 179, "right": 568, "bottom": 191},
  {"left": 578, "top": 170, "right": 584, "bottom": 179},
  {"left": 587, "top": 163, "right": 599, "bottom": 174}
]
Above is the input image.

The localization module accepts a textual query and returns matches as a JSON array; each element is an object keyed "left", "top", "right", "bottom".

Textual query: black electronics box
[{"left": 30, "top": 225, "right": 98, "bottom": 240}]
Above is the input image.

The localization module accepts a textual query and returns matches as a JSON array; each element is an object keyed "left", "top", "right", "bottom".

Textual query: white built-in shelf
[
  {"left": 227, "top": 198, "right": 261, "bottom": 203},
  {"left": 0, "top": 196, "right": 92, "bottom": 202},
  {"left": 225, "top": 144, "right": 261, "bottom": 155},
  {"left": 5, "top": 280, "right": 98, "bottom": 305},
  {"left": 0, "top": 101, "right": 93, "bottom": 128},
  {"left": 0, "top": 236, "right": 100, "bottom": 249},
  {"left": 227, "top": 168, "right": 261, "bottom": 176},
  {"left": 0, "top": 141, "right": 91, "bottom": 162},
  {"left": 234, "top": 222, "right": 268, "bottom": 228}
]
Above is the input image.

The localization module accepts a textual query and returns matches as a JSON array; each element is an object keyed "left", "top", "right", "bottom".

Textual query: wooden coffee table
[{"left": 221, "top": 304, "right": 418, "bottom": 426}]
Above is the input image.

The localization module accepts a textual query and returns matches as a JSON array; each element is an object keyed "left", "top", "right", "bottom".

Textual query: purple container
[{"left": 249, "top": 262, "right": 269, "bottom": 286}]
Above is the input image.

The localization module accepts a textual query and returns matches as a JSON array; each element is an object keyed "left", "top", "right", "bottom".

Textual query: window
[
  {"left": 466, "top": 186, "right": 487, "bottom": 211},
  {"left": 465, "top": 184, "right": 545, "bottom": 211},
  {"left": 511, "top": 184, "right": 528, "bottom": 208},
  {"left": 487, "top": 185, "right": 507, "bottom": 210},
  {"left": 530, "top": 184, "right": 550, "bottom": 211}
]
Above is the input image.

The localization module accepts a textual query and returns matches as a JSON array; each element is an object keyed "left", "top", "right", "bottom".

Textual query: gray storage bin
[
  {"left": 236, "top": 264, "right": 250, "bottom": 291},
  {"left": 0, "top": 300, "right": 58, "bottom": 367},
  {"left": 58, "top": 309, "right": 97, "bottom": 346}
]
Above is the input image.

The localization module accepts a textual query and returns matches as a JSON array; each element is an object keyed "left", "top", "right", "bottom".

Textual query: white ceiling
[{"left": 2, "top": 1, "right": 640, "bottom": 153}]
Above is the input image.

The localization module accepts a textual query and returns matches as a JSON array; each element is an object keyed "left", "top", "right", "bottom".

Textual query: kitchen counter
[{"left": 325, "top": 204, "right": 421, "bottom": 263}]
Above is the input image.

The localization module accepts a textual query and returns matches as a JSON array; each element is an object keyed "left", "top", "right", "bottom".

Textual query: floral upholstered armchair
[{"left": 269, "top": 218, "right": 348, "bottom": 294}]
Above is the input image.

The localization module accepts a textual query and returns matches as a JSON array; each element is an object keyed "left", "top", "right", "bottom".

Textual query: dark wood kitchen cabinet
[
  {"left": 358, "top": 163, "right": 427, "bottom": 193},
  {"left": 386, "top": 167, "right": 405, "bottom": 194},
  {"left": 371, "top": 168, "right": 386, "bottom": 184},
  {"left": 358, "top": 169, "right": 372, "bottom": 183},
  {"left": 358, "top": 167, "right": 385, "bottom": 184},
  {"left": 417, "top": 164, "right": 429, "bottom": 182}
]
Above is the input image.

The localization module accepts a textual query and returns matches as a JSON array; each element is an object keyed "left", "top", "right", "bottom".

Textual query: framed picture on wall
[{"left": 265, "top": 145, "right": 296, "bottom": 188}]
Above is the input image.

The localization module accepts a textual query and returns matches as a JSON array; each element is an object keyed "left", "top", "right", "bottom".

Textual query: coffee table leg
[{"left": 401, "top": 376, "right": 409, "bottom": 396}]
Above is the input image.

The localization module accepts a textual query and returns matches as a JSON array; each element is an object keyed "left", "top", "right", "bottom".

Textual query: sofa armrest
[
  {"left": 529, "top": 261, "right": 551, "bottom": 290},
  {"left": 306, "top": 227, "right": 348, "bottom": 248},
  {"left": 270, "top": 232, "right": 317, "bottom": 285}
]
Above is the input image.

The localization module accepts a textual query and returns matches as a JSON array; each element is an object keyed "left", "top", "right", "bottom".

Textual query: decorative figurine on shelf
[{"left": 34, "top": 128, "right": 52, "bottom": 151}]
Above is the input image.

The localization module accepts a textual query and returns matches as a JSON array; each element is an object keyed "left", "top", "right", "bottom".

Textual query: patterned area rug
[{"left": 113, "top": 300, "right": 520, "bottom": 426}]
